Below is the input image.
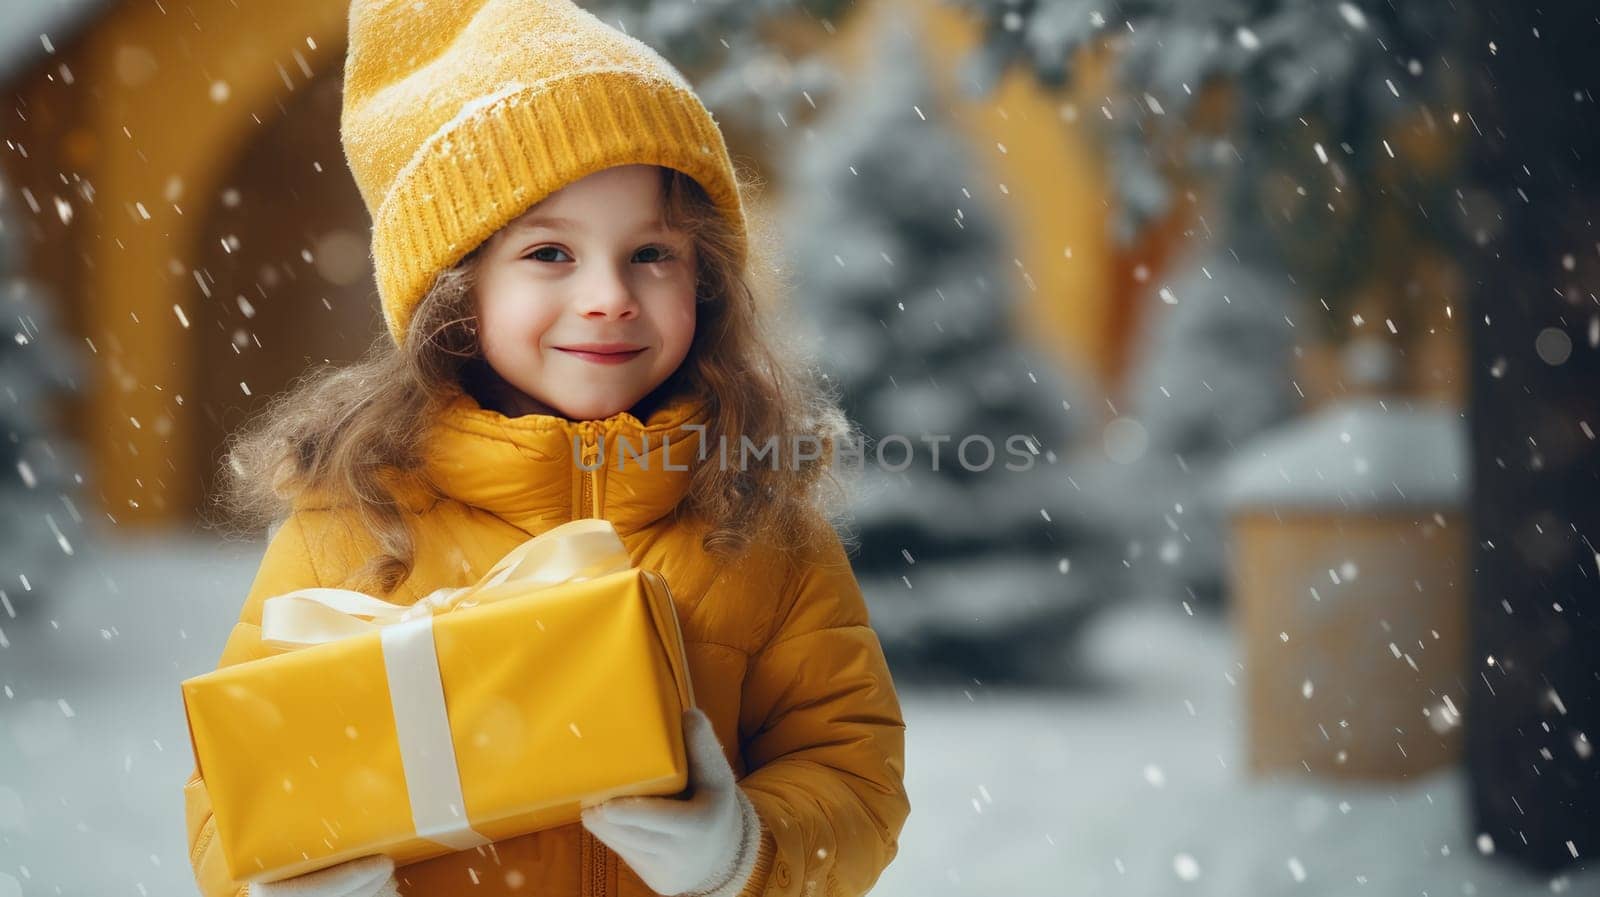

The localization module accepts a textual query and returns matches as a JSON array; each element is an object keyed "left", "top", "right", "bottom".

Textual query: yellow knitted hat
[{"left": 340, "top": 0, "right": 749, "bottom": 347}]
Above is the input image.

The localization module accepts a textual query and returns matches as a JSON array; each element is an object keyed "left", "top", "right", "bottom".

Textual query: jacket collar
[{"left": 420, "top": 384, "right": 712, "bottom": 535}]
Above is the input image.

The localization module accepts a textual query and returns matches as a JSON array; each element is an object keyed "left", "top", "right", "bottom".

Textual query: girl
[{"left": 182, "top": 1, "right": 909, "bottom": 896}]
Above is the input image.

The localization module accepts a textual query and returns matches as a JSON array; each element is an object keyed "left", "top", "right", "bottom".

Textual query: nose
[{"left": 575, "top": 262, "right": 639, "bottom": 320}]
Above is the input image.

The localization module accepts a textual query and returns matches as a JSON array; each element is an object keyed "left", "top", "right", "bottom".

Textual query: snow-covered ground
[
  {"left": 878, "top": 608, "right": 1592, "bottom": 896},
  {"left": 0, "top": 528, "right": 1590, "bottom": 896}
]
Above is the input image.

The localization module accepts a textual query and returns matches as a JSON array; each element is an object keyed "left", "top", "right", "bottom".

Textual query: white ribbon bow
[{"left": 260, "top": 517, "right": 634, "bottom": 648}]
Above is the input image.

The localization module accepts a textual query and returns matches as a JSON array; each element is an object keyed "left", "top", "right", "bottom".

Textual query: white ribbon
[
  {"left": 381, "top": 615, "right": 490, "bottom": 850},
  {"left": 256, "top": 518, "right": 636, "bottom": 851}
]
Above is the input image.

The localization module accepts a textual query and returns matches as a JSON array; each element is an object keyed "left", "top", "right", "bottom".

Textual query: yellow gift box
[{"left": 181, "top": 518, "right": 694, "bottom": 884}]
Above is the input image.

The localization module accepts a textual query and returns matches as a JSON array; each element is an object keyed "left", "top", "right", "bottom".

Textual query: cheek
[
  {"left": 656, "top": 290, "right": 697, "bottom": 351},
  {"left": 478, "top": 283, "right": 559, "bottom": 341}
]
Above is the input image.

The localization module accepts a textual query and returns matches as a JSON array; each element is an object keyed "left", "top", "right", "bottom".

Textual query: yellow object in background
[{"left": 181, "top": 520, "right": 695, "bottom": 884}]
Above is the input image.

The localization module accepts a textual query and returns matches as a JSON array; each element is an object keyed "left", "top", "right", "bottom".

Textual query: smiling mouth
[{"left": 556, "top": 346, "right": 647, "bottom": 364}]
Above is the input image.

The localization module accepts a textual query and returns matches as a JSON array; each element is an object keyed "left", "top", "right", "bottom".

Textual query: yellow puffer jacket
[{"left": 183, "top": 387, "right": 910, "bottom": 897}]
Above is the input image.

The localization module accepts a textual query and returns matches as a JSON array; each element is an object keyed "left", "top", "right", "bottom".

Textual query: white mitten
[
  {"left": 582, "top": 708, "right": 763, "bottom": 897},
  {"left": 248, "top": 855, "right": 399, "bottom": 897}
]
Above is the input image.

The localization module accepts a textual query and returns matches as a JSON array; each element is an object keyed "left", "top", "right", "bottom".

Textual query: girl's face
[{"left": 472, "top": 164, "right": 697, "bottom": 421}]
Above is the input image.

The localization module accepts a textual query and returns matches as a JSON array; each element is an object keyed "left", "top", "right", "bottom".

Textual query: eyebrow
[{"left": 513, "top": 215, "right": 580, "bottom": 231}]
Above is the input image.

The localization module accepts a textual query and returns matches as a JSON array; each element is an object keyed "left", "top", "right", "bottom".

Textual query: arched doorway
[{"left": 189, "top": 63, "right": 379, "bottom": 525}]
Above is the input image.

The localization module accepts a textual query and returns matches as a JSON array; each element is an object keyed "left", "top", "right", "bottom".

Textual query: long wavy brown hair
[{"left": 213, "top": 166, "right": 856, "bottom": 596}]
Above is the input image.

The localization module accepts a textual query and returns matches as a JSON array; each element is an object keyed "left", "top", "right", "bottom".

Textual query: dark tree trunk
[{"left": 1464, "top": 0, "right": 1600, "bottom": 873}]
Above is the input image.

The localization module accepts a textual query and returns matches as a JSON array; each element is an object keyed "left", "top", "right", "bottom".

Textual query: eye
[
  {"left": 523, "top": 245, "right": 572, "bottom": 263},
  {"left": 634, "top": 245, "right": 678, "bottom": 264}
]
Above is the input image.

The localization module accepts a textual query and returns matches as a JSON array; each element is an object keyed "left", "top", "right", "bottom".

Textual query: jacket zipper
[
  {"left": 578, "top": 422, "right": 610, "bottom": 896},
  {"left": 577, "top": 421, "right": 601, "bottom": 521},
  {"left": 587, "top": 827, "right": 610, "bottom": 897}
]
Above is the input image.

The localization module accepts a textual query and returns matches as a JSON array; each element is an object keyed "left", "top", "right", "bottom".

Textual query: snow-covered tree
[
  {"left": 1068, "top": 242, "right": 1298, "bottom": 609},
  {"left": 948, "top": 0, "right": 1467, "bottom": 608},
  {"left": 950, "top": 1, "right": 1462, "bottom": 282},
  {"left": 582, "top": 0, "right": 853, "bottom": 143},
  {"left": 0, "top": 178, "right": 89, "bottom": 620},
  {"left": 781, "top": 15, "right": 1115, "bottom": 682}
]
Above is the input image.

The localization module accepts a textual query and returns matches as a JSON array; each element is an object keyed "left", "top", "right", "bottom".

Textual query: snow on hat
[{"left": 340, "top": 0, "right": 749, "bottom": 347}]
